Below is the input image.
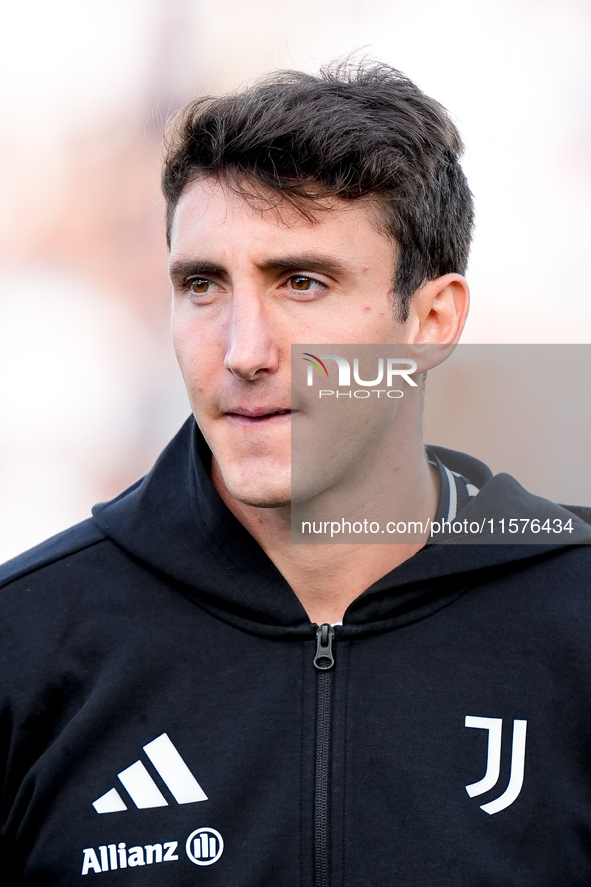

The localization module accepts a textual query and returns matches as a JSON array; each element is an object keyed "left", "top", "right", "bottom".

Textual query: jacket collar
[{"left": 92, "top": 418, "right": 591, "bottom": 638}]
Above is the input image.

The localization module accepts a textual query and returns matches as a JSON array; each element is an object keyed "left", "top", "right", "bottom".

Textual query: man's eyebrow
[
  {"left": 168, "top": 254, "right": 356, "bottom": 283},
  {"left": 168, "top": 259, "right": 225, "bottom": 283},
  {"left": 258, "top": 254, "right": 355, "bottom": 277}
]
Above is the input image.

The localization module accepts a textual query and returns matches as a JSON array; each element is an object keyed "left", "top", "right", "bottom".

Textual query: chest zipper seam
[{"left": 313, "top": 623, "right": 336, "bottom": 887}]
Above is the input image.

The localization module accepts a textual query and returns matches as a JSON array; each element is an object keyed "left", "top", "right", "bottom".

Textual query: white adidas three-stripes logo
[{"left": 93, "top": 733, "right": 208, "bottom": 814}]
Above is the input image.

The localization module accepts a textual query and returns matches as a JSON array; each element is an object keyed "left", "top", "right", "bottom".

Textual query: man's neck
[{"left": 211, "top": 451, "right": 439, "bottom": 625}]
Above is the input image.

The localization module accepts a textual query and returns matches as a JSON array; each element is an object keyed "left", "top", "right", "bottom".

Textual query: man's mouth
[{"left": 224, "top": 407, "right": 295, "bottom": 426}]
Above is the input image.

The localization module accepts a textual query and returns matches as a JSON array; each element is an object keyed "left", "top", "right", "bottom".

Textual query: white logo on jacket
[
  {"left": 80, "top": 827, "right": 224, "bottom": 875},
  {"left": 92, "top": 733, "right": 208, "bottom": 813},
  {"left": 465, "top": 716, "right": 527, "bottom": 814}
]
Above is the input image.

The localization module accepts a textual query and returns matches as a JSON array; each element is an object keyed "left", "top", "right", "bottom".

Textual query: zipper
[{"left": 313, "top": 623, "right": 335, "bottom": 887}]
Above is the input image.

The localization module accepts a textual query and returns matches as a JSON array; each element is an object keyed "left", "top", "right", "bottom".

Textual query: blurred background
[{"left": 1, "top": 0, "right": 590, "bottom": 560}]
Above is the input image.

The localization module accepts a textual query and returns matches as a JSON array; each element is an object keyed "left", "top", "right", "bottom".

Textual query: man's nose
[{"left": 223, "top": 291, "right": 280, "bottom": 381}]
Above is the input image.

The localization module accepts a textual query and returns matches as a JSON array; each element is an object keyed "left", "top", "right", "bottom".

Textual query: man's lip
[{"left": 224, "top": 407, "right": 294, "bottom": 418}]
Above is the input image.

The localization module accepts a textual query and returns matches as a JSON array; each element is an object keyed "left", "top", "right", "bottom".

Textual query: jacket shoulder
[
  {"left": 0, "top": 519, "right": 106, "bottom": 590},
  {"left": 561, "top": 503, "right": 591, "bottom": 524}
]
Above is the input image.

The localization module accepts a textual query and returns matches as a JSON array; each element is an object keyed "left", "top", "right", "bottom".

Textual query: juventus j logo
[{"left": 464, "top": 716, "right": 527, "bottom": 815}]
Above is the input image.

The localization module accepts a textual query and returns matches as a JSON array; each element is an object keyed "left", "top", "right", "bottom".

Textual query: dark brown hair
[{"left": 162, "top": 60, "right": 474, "bottom": 320}]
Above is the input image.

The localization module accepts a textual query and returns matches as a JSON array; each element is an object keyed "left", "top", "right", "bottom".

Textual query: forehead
[{"left": 168, "top": 176, "right": 394, "bottom": 265}]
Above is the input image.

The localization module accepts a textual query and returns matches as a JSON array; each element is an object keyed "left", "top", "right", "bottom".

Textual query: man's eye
[
  {"left": 288, "top": 276, "right": 323, "bottom": 291},
  {"left": 188, "top": 278, "right": 211, "bottom": 294}
]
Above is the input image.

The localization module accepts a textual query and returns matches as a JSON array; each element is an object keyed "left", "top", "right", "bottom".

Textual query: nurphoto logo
[{"left": 302, "top": 352, "right": 417, "bottom": 398}]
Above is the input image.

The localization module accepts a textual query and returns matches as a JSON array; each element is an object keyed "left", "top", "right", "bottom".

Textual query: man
[{"left": 1, "top": 61, "right": 591, "bottom": 885}]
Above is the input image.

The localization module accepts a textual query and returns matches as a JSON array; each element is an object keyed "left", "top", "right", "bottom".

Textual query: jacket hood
[{"left": 92, "top": 418, "right": 591, "bottom": 638}]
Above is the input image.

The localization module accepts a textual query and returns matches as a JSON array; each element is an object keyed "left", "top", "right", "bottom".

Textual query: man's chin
[
  {"left": 233, "top": 491, "right": 292, "bottom": 509},
  {"left": 211, "top": 458, "right": 292, "bottom": 510}
]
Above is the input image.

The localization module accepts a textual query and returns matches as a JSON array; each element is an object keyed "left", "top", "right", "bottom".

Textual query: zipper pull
[{"left": 314, "top": 623, "right": 335, "bottom": 671}]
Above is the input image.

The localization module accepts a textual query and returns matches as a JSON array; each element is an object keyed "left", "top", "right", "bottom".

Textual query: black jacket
[{"left": 1, "top": 417, "right": 591, "bottom": 885}]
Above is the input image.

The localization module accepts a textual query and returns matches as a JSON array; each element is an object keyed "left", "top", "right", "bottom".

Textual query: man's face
[{"left": 169, "top": 176, "right": 412, "bottom": 508}]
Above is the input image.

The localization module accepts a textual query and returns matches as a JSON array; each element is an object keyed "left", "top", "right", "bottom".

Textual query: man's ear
[{"left": 405, "top": 273, "right": 470, "bottom": 345}]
